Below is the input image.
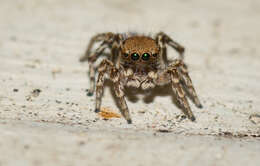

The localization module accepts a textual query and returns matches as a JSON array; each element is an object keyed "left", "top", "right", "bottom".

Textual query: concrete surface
[{"left": 0, "top": 0, "right": 260, "bottom": 165}]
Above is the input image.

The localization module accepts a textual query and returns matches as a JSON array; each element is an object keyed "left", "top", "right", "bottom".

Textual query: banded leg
[
  {"left": 95, "top": 68, "right": 105, "bottom": 112},
  {"left": 167, "top": 61, "right": 196, "bottom": 121},
  {"left": 87, "top": 63, "right": 95, "bottom": 96},
  {"left": 87, "top": 42, "right": 109, "bottom": 96},
  {"left": 114, "top": 81, "right": 132, "bottom": 124},
  {"left": 156, "top": 32, "right": 185, "bottom": 60},
  {"left": 177, "top": 62, "right": 203, "bottom": 108},
  {"left": 156, "top": 33, "right": 169, "bottom": 66},
  {"left": 80, "top": 32, "right": 114, "bottom": 62},
  {"left": 95, "top": 59, "right": 132, "bottom": 124}
]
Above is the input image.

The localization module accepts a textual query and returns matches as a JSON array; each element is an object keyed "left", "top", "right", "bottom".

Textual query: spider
[{"left": 80, "top": 32, "right": 202, "bottom": 124}]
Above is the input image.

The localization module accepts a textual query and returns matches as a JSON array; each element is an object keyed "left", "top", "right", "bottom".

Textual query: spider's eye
[
  {"left": 123, "top": 53, "right": 128, "bottom": 57},
  {"left": 142, "top": 53, "right": 150, "bottom": 61},
  {"left": 131, "top": 53, "right": 139, "bottom": 61},
  {"left": 152, "top": 53, "right": 158, "bottom": 57}
]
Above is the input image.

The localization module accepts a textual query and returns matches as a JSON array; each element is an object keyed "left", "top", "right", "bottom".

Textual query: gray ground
[{"left": 0, "top": 0, "right": 260, "bottom": 165}]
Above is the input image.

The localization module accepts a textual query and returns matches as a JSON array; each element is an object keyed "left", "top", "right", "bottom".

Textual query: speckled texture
[{"left": 0, "top": 0, "right": 260, "bottom": 165}]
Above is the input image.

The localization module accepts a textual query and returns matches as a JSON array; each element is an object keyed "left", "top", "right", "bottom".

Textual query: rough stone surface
[{"left": 0, "top": 0, "right": 260, "bottom": 165}]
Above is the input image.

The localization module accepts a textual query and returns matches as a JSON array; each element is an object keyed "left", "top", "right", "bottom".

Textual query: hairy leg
[
  {"left": 114, "top": 81, "right": 132, "bottom": 124},
  {"left": 167, "top": 60, "right": 198, "bottom": 121},
  {"left": 79, "top": 32, "right": 114, "bottom": 62},
  {"left": 82, "top": 33, "right": 122, "bottom": 96},
  {"left": 155, "top": 33, "right": 168, "bottom": 67},
  {"left": 95, "top": 59, "right": 132, "bottom": 123},
  {"left": 95, "top": 68, "right": 105, "bottom": 112},
  {"left": 156, "top": 32, "right": 185, "bottom": 60},
  {"left": 177, "top": 62, "right": 203, "bottom": 108},
  {"left": 87, "top": 42, "right": 109, "bottom": 96}
]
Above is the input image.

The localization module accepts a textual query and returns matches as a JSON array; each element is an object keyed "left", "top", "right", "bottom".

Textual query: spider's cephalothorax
[{"left": 80, "top": 32, "right": 202, "bottom": 124}]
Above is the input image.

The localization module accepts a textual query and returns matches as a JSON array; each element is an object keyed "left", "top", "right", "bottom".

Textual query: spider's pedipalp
[
  {"left": 148, "top": 71, "right": 158, "bottom": 79},
  {"left": 126, "top": 78, "right": 140, "bottom": 88},
  {"left": 124, "top": 68, "right": 133, "bottom": 77},
  {"left": 140, "top": 71, "right": 158, "bottom": 90}
]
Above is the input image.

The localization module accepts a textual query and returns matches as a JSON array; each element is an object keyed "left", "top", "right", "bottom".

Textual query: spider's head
[{"left": 121, "top": 36, "right": 159, "bottom": 65}]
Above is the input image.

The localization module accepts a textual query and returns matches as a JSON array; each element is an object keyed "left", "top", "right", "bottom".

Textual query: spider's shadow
[{"left": 105, "top": 81, "right": 182, "bottom": 110}]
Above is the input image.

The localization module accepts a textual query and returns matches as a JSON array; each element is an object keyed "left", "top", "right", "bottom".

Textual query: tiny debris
[
  {"left": 13, "top": 88, "right": 19, "bottom": 92},
  {"left": 51, "top": 67, "right": 62, "bottom": 79},
  {"left": 176, "top": 114, "right": 187, "bottom": 122},
  {"left": 78, "top": 141, "right": 85, "bottom": 146},
  {"left": 26, "top": 89, "right": 42, "bottom": 101},
  {"left": 157, "top": 129, "right": 172, "bottom": 133},
  {"left": 24, "top": 145, "right": 30, "bottom": 149},
  {"left": 249, "top": 114, "right": 260, "bottom": 125},
  {"left": 32, "top": 89, "right": 41, "bottom": 97},
  {"left": 138, "top": 110, "right": 146, "bottom": 114},
  {"left": 228, "top": 48, "right": 240, "bottom": 55},
  {"left": 216, "top": 131, "right": 260, "bottom": 138},
  {"left": 98, "top": 107, "right": 121, "bottom": 119},
  {"left": 25, "top": 64, "right": 36, "bottom": 68},
  {"left": 55, "top": 100, "right": 62, "bottom": 104},
  {"left": 222, "top": 131, "right": 233, "bottom": 136}
]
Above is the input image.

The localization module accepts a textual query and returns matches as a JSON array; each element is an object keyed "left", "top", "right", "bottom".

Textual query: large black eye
[
  {"left": 142, "top": 53, "right": 150, "bottom": 61},
  {"left": 131, "top": 53, "right": 139, "bottom": 61},
  {"left": 123, "top": 53, "right": 128, "bottom": 57}
]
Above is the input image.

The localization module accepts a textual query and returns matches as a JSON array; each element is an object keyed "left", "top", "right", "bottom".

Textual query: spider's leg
[
  {"left": 87, "top": 42, "right": 109, "bottom": 96},
  {"left": 95, "top": 68, "right": 105, "bottom": 113},
  {"left": 110, "top": 34, "right": 122, "bottom": 63},
  {"left": 114, "top": 82, "right": 132, "bottom": 124},
  {"left": 95, "top": 59, "right": 132, "bottom": 124},
  {"left": 156, "top": 32, "right": 168, "bottom": 66},
  {"left": 177, "top": 62, "right": 203, "bottom": 108},
  {"left": 87, "top": 63, "right": 95, "bottom": 96},
  {"left": 156, "top": 32, "right": 185, "bottom": 60},
  {"left": 167, "top": 60, "right": 196, "bottom": 121},
  {"left": 80, "top": 32, "right": 114, "bottom": 62}
]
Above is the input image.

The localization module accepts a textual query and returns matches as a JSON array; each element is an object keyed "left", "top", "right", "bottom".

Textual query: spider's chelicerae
[{"left": 80, "top": 32, "right": 202, "bottom": 124}]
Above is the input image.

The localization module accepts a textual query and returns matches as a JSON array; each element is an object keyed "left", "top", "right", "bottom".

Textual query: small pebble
[
  {"left": 13, "top": 88, "right": 19, "bottom": 92},
  {"left": 249, "top": 114, "right": 260, "bottom": 124}
]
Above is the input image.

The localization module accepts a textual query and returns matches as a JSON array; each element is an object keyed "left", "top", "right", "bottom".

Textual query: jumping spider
[{"left": 80, "top": 32, "right": 202, "bottom": 124}]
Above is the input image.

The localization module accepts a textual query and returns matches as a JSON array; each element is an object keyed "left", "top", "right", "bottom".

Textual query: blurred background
[{"left": 2, "top": 0, "right": 259, "bottom": 59}]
